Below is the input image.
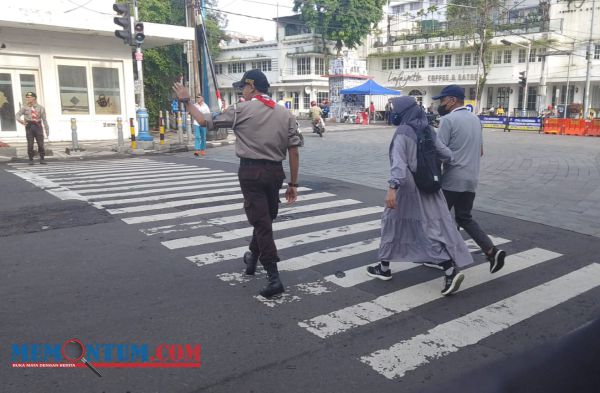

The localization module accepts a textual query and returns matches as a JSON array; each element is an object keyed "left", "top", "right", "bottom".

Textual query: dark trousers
[
  {"left": 443, "top": 190, "right": 494, "bottom": 253},
  {"left": 238, "top": 160, "right": 285, "bottom": 266},
  {"left": 25, "top": 122, "right": 45, "bottom": 160}
]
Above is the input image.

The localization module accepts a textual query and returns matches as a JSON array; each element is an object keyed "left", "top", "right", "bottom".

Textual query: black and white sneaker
[
  {"left": 441, "top": 270, "right": 465, "bottom": 296},
  {"left": 422, "top": 262, "right": 444, "bottom": 270},
  {"left": 487, "top": 248, "right": 506, "bottom": 274},
  {"left": 366, "top": 264, "right": 392, "bottom": 281}
]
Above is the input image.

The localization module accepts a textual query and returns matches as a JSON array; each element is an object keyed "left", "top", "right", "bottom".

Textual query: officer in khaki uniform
[
  {"left": 173, "top": 69, "right": 301, "bottom": 298},
  {"left": 15, "top": 92, "right": 50, "bottom": 165}
]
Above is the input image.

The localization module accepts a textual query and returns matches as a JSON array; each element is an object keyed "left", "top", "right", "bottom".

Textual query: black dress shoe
[{"left": 243, "top": 251, "right": 259, "bottom": 275}]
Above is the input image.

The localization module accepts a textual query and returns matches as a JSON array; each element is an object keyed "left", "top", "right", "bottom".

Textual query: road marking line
[
  {"left": 96, "top": 186, "right": 244, "bottom": 206},
  {"left": 360, "top": 263, "right": 600, "bottom": 380},
  {"left": 107, "top": 187, "right": 311, "bottom": 214},
  {"left": 41, "top": 164, "right": 200, "bottom": 178},
  {"left": 9, "top": 161, "right": 179, "bottom": 174},
  {"left": 54, "top": 169, "right": 220, "bottom": 184},
  {"left": 67, "top": 172, "right": 233, "bottom": 189},
  {"left": 163, "top": 206, "right": 381, "bottom": 249},
  {"left": 83, "top": 181, "right": 241, "bottom": 199},
  {"left": 73, "top": 175, "right": 239, "bottom": 194},
  {"left": 122, "top": 192, "right": 336, "bottom": 225},
  {"left": 254, "top": 237, "right": 510, "bottom": 307},
  {"left": 186, "top": 219, "right": 381, "bottom": 267},
  {"left": 143, "top": 199, "right": 362, "bottom": 236},
  {"left": 298, "top": 248, "right": 562, "bottom": 338}
]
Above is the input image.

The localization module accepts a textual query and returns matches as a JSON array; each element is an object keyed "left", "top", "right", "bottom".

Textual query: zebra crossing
[{"left": 6, "top": 157, "right": 600, "bottom": 382}]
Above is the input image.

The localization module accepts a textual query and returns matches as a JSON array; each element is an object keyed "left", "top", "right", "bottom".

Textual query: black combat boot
[
  {"left": 259, "top": 263, "right": 284, "bottom": 298},
  {"left": 243, "top": 251, "right": 259, "bottom": 275}
]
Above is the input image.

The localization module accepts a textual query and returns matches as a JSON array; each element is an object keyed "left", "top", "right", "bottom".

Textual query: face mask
[{"left": 437, "top": 104, "right": 450, "bottom": 117}]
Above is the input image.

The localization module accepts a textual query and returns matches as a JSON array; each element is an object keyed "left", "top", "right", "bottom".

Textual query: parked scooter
[{"left": 312, "top": 118, "right": 325, "bottom": 137}]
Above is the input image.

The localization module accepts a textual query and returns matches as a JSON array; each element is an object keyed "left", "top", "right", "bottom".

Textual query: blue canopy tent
[{"left": 340, "top": 79, "right": 401, "bottom": 124}]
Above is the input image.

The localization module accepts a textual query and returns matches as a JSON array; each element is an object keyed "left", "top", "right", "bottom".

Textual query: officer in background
[
  {"left": 16, "top": 92, "right": 49, "bottom": 165},
  {"left": 173, "top": 69, "right": 301, "bottom": 298}
]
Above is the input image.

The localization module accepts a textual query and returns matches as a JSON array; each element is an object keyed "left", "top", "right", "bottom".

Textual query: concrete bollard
[
  {"left": 159, "top": 111, "right": 165, "bottom": 145},
  {"left": 176, "top": 111, "right": 183, "bottom": 144},
  {"left": 70, "top": 118, "right": 80, "bottom": 151},
  {"left": 129, "top": 118, "right": 137, "bottom": 149},
  {"left": 117, "top": 117, "right": 124, "bottom": 148},
  {"left": 185, "top": 112, "right": 193, "bottom": 144},
  {"left": 165, "top": 110, "right": 171, "bottom": 131}
]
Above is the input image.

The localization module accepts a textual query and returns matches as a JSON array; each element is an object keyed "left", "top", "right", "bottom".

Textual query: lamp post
[{"left": 502, "top": 39, "right": 531, "bottom": 116}]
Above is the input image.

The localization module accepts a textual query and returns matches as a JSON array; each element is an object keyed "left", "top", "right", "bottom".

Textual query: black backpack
[{"left": 410, "top": 126, "right": 442, "bottom": 193}]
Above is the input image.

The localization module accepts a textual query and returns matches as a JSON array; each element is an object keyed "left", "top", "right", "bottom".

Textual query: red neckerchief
[{"left": 253, "top": 94, "right": 275, "bottom": 108}]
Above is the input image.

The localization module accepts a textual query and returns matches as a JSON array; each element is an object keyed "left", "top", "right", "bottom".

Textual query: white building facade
[
  {"left": 215, "top": 15, "right": 335, "bottom": 117},
  {"left": 0, "top": 0, "right": 193, "bottom": 142},
  {"left": 365, "top": 1, "right": 600, "bottom": 117}
]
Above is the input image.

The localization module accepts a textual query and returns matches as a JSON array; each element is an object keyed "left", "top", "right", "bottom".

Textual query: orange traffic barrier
[
  {"left": 589, "top": 119, "right": 600, "bottom": 137},
  {"left": 565, "top": 119, "right": 585, "bottom": 136},
  {"left": 543, "top": 118, "right": 561, "bottom": 134}
]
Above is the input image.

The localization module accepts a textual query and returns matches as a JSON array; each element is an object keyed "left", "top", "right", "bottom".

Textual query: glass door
[{"left": 0, "top": 69, "right": 40, "bottom": 134}]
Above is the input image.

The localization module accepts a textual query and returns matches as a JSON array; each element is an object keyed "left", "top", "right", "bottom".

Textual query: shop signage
[
  {"left": 388, "top": 71, "right": 423, "bottom": 88},
  {"left": 428, "top": 73, "right": 478, "bottom": 82},
  {"left": 478, "top": 116, "right": 542, "bottom": 131}
]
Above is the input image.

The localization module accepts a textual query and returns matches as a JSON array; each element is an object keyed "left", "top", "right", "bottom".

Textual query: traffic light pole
[
  {"left": 522, "top": 41, "right": 531, "bottom": 116},
  {"left": 133, "top": 0, "right": 152, "bottom": 142}
]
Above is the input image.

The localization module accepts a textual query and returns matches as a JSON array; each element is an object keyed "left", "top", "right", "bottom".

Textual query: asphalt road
[{"left": 1, "top": 128, "right": 599, "bottom": 393}]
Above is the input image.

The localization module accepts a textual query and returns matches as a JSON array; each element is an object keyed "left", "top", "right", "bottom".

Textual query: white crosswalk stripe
[
  {"left": 360, "top": 263, "right": 600, "bottom": 379},
  {"left": 298, "top": 248, "right": 562, "bottom": 338},
  {"left": 7, "top": 157, "right": 589, "bottom": 384}
]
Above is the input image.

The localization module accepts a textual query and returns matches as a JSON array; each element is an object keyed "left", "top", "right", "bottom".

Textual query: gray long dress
[{"left": 377, "top": 124, "right": 474, "bottom": 267}]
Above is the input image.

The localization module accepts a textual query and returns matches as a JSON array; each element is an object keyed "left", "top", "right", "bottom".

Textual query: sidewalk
[{"left": 0, "top": 122, "right": 390, "bottom": 162}]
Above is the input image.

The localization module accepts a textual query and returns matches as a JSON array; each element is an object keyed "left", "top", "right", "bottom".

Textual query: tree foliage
[
  {"left": 131, "top": 0, "right": 226, "bottom": 126},
  {"left": 446, "top": 0, "right": 504, "bottom": 105},
  {"left": 293, "top": 0, "right": 387, "bottom": 54}
]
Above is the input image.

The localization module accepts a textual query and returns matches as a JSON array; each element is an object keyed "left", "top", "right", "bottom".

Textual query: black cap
[
  {"left": 25, "top": 92, "right": 37, "bottom": 99},
  {"left": 232, "top": 69, "right": 270, "bottom": 92},
  {"left": 432, "top": 84, "right": 465, "bottom": 100}
]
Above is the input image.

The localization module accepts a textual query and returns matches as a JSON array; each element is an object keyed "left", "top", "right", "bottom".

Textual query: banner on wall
[{"left": 477, "top": 116, "right": 542, "bottom": 131}]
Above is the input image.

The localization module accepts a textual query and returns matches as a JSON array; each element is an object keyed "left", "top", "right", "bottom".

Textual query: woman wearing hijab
[{"left": 367, "top": 96, "right": 473, "bottom": 296}]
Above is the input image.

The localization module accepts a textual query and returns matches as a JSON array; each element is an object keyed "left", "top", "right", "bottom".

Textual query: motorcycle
[
  {"left": 312, "top": 118, "right": 325, "bottom": 137},
  {"left": 296, "top": 121, "right": 304, "bottom": 147}
]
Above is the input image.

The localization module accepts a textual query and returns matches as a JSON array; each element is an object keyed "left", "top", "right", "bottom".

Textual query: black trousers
[
  {"left": 25, "top": 122, "right": 45, "bottom": 160},
  {"left": 238, "top": 159, "right": 285, "bottom": 266},
  {"left": 443, "top": 190, "right": 494, "bottom": 253}
]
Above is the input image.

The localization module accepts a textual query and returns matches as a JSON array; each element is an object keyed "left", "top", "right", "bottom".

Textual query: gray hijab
[{"left": 390, "top": 96, "right": 429, "bottom": 134}]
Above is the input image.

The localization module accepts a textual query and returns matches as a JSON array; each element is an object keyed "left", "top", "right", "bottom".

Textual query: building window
[
  {"left": 464, "top": 53, "right": 472, "bottom": 66},
  {"left": 537, "top": 48, "right": 546, "bottom": 62},
  {"left": 503, "top": 50, "right": 512, "bottom": 63},
  {"left": 214, "top": 64, "right": 223, "bottom": 74},
  {"left": 303, "top": 92, "right": 310, "bottom": 110},
  {"left": 317, "top": 91, "right": 329, "bottom": 103},
  {"left": 519, "top": 86, "right": 538, "bottom": 111},
  {"left": 394, "top": 58, "right": 401, "bottom": 69},
  {"left": 493, "top": 50, "right": 502, "bottom": 64},
  {"left": 473, "top": 52, "right": 479, "bottom": 66},
  {"left": 315, "top": 58, "right": 325, "bottom": 75},
  {"left": 595, "top": 44, "right": 600, "bottom": 60},
  {"left": 251, "top": 60, "right": 272, "bottom": 72},
  {"left": 436, "top": 55, "right": 443, "bottom": 67},
  {"left": 285, "top": 24, "right": 310, "bottom": 36},
  {"left": 410, "top": 56, "right": 417, "bottom": 69},
  {"left": 382, "top": 58, "right": 388, "bottom": 71},
  {"left": 487, "top": 86, "right": 493, "bottom": 108},
  {"left": 429, "top": 55, "right": 435, "bottom": 67},
  {"left": 297, "top": 57, "right": 310, "bottom": 75},
  {"left": 496, "top": 86, "right": 509, "bottom": 109},
  {"left": 559, "top": 85, "right": 576, "bottom": 104},
  {"left": 58, "top": 65, "right": 90, "bottom": 114},
  {"left": 277, "top": 91, "right": 285, "bottom": 102},
  {"left": 469, "top": 88, "right": 476, "bottom": 100},
  {"left": 92, "top": 67, "right": 121, "bottom": 115},
  {"left": 292, "top": 92, "right": 299, "bottom": 109},
  {"left": 404, "top": 57, "right": 410, "bottom": 69},
  {"left": 517, "top": 49, "right": 526, "bottom": 63},
  {"left": 455, "top": 54, "right": 463, "bottom": 67},
  {"left": 418, "top": 56, "right": 425, "bottom": 68},
  {"left": 444, "top": 54, "right": 452, "bottom": 67},
  {"left": 228, "top": 62, "right": 246, "bottom": 74},
  {"left": 529, "top": 48, "right": 537, "bottom": 63}
]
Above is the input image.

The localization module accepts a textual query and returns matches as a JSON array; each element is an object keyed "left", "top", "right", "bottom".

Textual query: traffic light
[
  {"left": 518, "top": 71, "right": 527, "bottom": 88},
  {"left": 134, "top": 22, "right": 145, "bottom": 45},
  {"left": 113, "top": 3, "right": 132, "bottom": 45}
]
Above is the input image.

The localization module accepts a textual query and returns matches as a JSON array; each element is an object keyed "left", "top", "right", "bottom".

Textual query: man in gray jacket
[{"left": 433, "top": 85, "right": 506, "bottom": 274}]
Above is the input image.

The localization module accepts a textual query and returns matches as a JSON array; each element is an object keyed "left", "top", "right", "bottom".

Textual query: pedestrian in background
[
  {"left": 15, "top": 92, "right": 49, "bottom": 165},
  {"left": 384, "top": 99, "right": 392, "bottom": 125},
  {"left": 192, "top": 94, "right": 210, "bottom": 157},
  {"left": 173, "top": 69, "right": 301, "bottom": 298},
  {"left": 433, "top": 84, "right": 507, "bottom": 274},
  {"left": 369, "top": 101, "right": 376, "bottom": 121},
  {"left": 367, "top": 96, "right": 472, "bottom": 296}
]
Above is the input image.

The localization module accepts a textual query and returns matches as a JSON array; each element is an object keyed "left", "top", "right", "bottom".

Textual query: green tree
[
  {"left": 293, "top": 0, "right": 387, "bottom": 55},
  {"left": 446, "top": 0, "right": 504, "bottom": 106}
]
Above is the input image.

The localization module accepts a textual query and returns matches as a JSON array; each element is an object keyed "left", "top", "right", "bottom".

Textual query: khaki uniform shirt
[
  {"left": 16, "top": 103, "right": 49, "bottom": 132},
  {"left": 205, "top": 99, "right": 301, "bottom": 162},
  {"left": 309, "top": 106, "right": 322, "bottom": 121}
]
